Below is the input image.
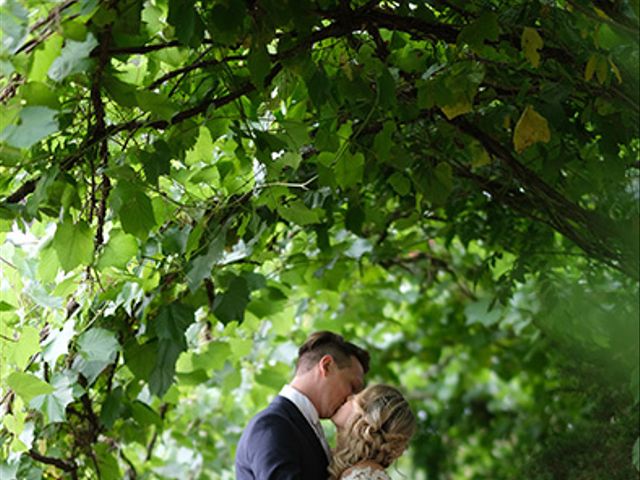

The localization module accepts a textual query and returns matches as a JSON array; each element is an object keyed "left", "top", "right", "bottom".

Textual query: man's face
[{"left": 319, "top": 355, "right": 365, "bottom": 419}]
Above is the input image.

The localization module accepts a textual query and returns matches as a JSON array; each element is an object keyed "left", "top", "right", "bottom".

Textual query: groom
[{"left": 235, "top": 331, "right": 370, "bottom": 479}]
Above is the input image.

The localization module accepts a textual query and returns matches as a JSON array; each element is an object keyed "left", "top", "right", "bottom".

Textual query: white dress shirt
[{"left": 279, "top": 384, "right": 331, "bottom": 461}]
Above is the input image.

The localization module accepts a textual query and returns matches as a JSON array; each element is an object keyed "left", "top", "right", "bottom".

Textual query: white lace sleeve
[{"left": 340, "top": 466, "right": 391, "bottom": 480}]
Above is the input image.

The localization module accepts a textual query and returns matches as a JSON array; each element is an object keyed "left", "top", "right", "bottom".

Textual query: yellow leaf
[
  {"left": 441, "top": 100, "right": 473, "bottom": 120},
  {"left": 585, "top": 54, "right": 598, "bottom": 81},
  {"left": 608, "top": 57, "right": 622, "bottom": 84},
  {"left": 521, "top": 27, "right": 543, "bottom": 68},
  {"left": 513, "top": 105, "right": 551, "bottom": 154}
]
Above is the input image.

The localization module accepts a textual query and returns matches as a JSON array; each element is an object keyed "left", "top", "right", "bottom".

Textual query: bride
[{"left": 329, "top": 384, "right": 416, "bottom": 480}]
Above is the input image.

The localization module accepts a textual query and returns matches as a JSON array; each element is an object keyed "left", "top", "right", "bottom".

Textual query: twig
[{"left": 28, "top": 449, "right": 76, "bottom": 474}]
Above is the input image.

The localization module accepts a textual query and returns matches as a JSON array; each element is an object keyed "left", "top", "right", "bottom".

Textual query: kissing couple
[{"left": 236, "top": 331, "right": 415, "bottom": 479}]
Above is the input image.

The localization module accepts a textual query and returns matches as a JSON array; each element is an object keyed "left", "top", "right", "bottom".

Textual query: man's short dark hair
[{"left": 296, "top": 331, "right": 370, "bottom": 374}]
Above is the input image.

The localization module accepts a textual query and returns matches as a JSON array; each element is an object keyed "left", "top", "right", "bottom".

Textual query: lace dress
[{"left": 340, "top": 466, "right": 391, "bottom": 480}]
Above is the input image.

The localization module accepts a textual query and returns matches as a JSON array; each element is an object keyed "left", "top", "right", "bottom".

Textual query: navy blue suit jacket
[{"left": 235, "top": 395, "right": 329, "bottom": 479}]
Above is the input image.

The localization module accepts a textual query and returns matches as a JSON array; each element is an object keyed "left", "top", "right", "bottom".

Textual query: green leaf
[
  {"left": 0, "top": 106, "right": 58, "bottom": 149},
  {"left": 29, "top": 373, "right": 75, "bottom": 424},
  {"left": 48, "top": 34, "right": 98, "bottom": 82},
  {"left": 111, "top": 182, "right": 157, "bottom": 239},
  {"left": 633, "top": 437, "right": 639, "bottom": 472},
  {"left": 149, "top": 340, "right": 182, "bottom": 397},
  {"left": 213, "top": 275, "right": 250, "bottom": 324},
  {"left": 53, "top": 219, "right": 95, "bottom": 272},
  {"left": 168, "top": 0, "right": 204, "bottom": 46},
  {"left": 95, "top": 443, "right": 122, "bottom": 480},
  {"left": 12, "top": 326, "right": 40, "bottom": 370},
  {"left": 97, "top": 230, "right": 138, "bottom": 270},
  {"left": 7, "top": 372, "right": 53, "bottom": 403},
  {"left": 149, "top": 303, "right": 195, "bottom": 396},
  {"left": 255, "top": 362, "right": 291, "bottom": 391},
  {"left": 278, "top": 200, "right": 322, "bottom": 226},
  {"left": 103, "top": 75, "right": 139, "bottom": 108},
  {"left": 336, "top": 151, "right": 365, "bottom": 189},
  {"left": 465, "top": 298, "right": 503, "bottom": 327},
  {"left": 389, "top": 172, "right": 411, "bottom": 196},
  {"left": 186, "top": 231, "right": 225, "bottom": 291},
  {"left": 457, "top": 11, "right": 499, "bottom": 52},
  {"left": 155, "top": 302, "right": 195, "bottom": 348},
  {"left": 77, "top": 328, "right": 119, "bottom": 364},
  {"left": 100, "top": 387, "right": 126, "bottom": 429},
  {"left": 130, "top": 400, "right": 163, "bottom": 428},
  {"left": 42, "top": 320, "right": 76, "bottom": 363},
  {"left": 124, "top": 339, "right": 157, "bottom": 381},
  {"left": 248, "top": 44, "right": 271, "bottom": 89},
  {"left": 30, "top": 35, "right": 63, "bottom": 82},
  {"left": 0, "top": 300, "right": 15, "bottom": 311},
  {"left": 22, "top": 82, "right": 60, "bottom": 109},
  {"left": 141, "top": 147, "right": 171, "bottom": 185},
  {"left": 192, "top": 340, "right": 231, "bottom": 371},
  {"left": 135, "top": 91, "right": 178, "bottom": 120}
]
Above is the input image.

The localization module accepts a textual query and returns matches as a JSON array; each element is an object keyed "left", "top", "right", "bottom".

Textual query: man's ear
[{"left": 318, "top": 354, "right": 333, "bottom": 376}]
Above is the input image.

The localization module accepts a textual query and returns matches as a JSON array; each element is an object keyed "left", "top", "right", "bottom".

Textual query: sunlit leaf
[
  {"left": 7, "top": 372, "right": 53, "bottom": 403},
  {"left": 53, "top": 219, "right": 94, "bottom": 272}
]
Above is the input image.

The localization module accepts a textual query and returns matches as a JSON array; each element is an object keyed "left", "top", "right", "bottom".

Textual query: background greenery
[{"left": 0, "top": 0, "right": 638, "bottom": 478}]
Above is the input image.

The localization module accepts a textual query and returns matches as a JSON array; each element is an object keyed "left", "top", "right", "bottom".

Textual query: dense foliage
[{"left": 0, "top": 0, "right": 638, "bottom": 478}]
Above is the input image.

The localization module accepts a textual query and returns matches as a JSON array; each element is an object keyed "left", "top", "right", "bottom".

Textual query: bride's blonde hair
[{"left": 328, "top": 384, "right": 415, "bottom": 479}]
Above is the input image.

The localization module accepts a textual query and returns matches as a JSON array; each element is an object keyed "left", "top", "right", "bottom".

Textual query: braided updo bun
[{"left": 328, "top": 384, "right": 416, "bottom": 479}]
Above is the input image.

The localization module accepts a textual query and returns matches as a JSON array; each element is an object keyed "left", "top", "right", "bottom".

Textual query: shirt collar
[{"left": 279, "top": 384, "right": 320, "bottom": 425}]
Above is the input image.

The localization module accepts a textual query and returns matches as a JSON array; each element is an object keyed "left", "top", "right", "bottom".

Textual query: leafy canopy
[{"left": 0, "top": 0, "right": 638, "bottom": 478}]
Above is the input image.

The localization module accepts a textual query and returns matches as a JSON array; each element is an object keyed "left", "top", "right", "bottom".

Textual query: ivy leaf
[
  {"left": 513, "top": 105, "right": 551, "bottom": 153},
  {"left": 521, "top": 27, "right": 543, "bottom": 68},
  {"left": 7, "top": 372, "right": 53, "bottom": 403},
  {"left": 48, "top": 34, "right": 98, "bottom": 82},
  {"left": 0, "top": 106, "right": 58, "bottom": 149},
  {"left": 53, "top": 219, "right": 95, "bottom": 272}
]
